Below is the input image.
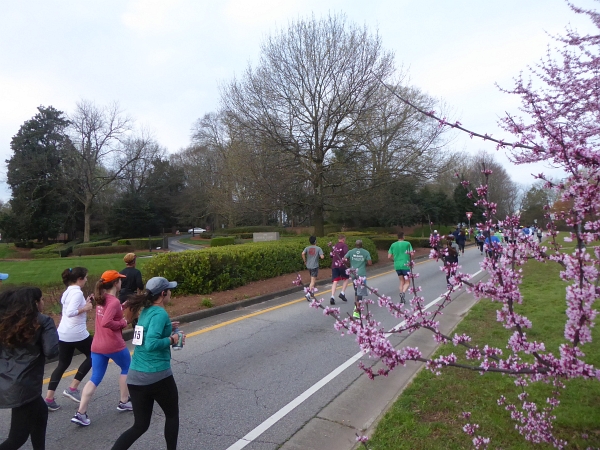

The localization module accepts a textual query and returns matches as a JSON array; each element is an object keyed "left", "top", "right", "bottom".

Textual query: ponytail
[
  {"left": 123, "top": 290, "right": 161, "bottom": 323},
  {"left": 94, "top": 279, "right": 116, "bottom": 306}
]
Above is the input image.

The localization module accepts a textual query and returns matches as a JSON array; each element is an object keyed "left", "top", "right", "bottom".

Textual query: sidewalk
[{"left": 280, "top": 273, "right": 485, "bottom": 450}]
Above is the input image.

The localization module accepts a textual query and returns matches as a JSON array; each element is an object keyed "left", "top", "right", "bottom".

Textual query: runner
[
  {"left": 344, "top": 240, "right": 372, "bottom": 319},
  {"left": 71, "top": 270, "right": 132, "bottom": 427},
  {"left": 475, "top": 229, "right": 485, "bottom": 255},
  {"left": 0, "top": 287, "right": 59, "bottom": 450},
  {"left": 118, "top": 253, "right": 143, "bottom": 304},
  {"left": 111, "top": 277, "right": 181, "bottom": 450},
  {"left": 45, "top": 267, "right": 94, "bottom": 411},
  {"left": 456, "top": 229, "right": 466, "bottom": 255},
  {"left": 388, "top": 232, "right": 413, "bottom": 304},
  {"left": 443, "top": 236, "right": 459, "bottom": 289},
  {"left": 329, "top": 234, "right": 349, "bottom": 305},
  {"left": 301, "top": 236, "right": 324, "bottom": 301}
]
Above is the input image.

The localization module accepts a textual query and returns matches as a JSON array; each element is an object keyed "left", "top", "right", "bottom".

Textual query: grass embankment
[
  {"left": 0, "top": 244, "right": 20, "bottom": 259},
  {"left": 0, "top": 253, "right": 151, "bottom": 286},
  {"left": 368, "top": 257, "right": 600, "bottom": 449}
]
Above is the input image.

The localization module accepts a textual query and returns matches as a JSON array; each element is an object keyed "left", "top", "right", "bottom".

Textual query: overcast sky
[{"left": 1, "top": 0, "right": 597, "bottom": 201}]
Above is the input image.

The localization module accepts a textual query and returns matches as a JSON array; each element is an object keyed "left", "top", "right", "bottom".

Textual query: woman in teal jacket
[{"left": 111, "top": 277, "right": 183, "bottom": 450}]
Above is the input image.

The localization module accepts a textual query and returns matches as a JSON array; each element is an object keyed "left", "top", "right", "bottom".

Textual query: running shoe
[
  {"left": 63, "top": 388, "right": 81, "bottom": 403},
  {"left": 304, "top": 293, "right": 311, "bottom": 301},
  {"left": 399, "top": 292, "right": 405, "bottom": 304},
  {"left": 329, "top": 297, "right": 335, "bottom": 305},
  {"left": 45, "top": 398, "right": 60, "bottom": 411},
  {"left": 338, "top": 293, "right": 348, "bottom": 302},
  {"left": 117, "top": 399, "right": 133, "bottom": 412},
  {"left": 71, "top": 411, "right": 90, "bottom": 426},
  {"left": 353, "top": 309, "right": 360, "bottom": 319}
]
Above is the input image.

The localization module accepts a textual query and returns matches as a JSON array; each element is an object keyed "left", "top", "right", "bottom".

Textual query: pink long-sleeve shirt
[{"left": 91, "top": 293, "right": 127, "bottom": 354}]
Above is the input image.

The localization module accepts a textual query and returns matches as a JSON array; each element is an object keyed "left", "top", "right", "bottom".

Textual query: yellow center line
[{"left": 44, "top": 259, "right": 431, "bottom": 384}]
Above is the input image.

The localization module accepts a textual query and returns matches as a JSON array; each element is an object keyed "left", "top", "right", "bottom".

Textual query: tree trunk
[
  {"left": 83, "top": 196, "right": 92, "bottom": 243},
  {"left": 313, "top": 163, "right": 325, "bottom": 237}
]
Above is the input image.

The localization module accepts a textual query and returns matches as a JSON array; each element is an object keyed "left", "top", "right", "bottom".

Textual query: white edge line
[{"left": 226, "top": 269, "right": 484, "bottom": 449}]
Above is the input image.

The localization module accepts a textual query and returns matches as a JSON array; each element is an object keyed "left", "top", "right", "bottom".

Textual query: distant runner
[
  {"left": 388, "top": 232, "right": 413, "bottom": 304},
  {"left": 344, "top": 240, "right": 372, "bottom": 319},
  {"left": 302, "top": 236, "right": 324, "bottom": 301},
  {"left": 330, "top": 234, "right": 349, "bottom": 305}
]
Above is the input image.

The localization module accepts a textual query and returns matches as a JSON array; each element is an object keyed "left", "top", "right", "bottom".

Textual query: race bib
[{"left": 132, "top": 325, "right": 144, "bottom": 345}]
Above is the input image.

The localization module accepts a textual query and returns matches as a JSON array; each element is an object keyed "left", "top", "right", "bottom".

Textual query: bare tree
[
  {"left": 222, "top": 14, "right": 395, "bottom": 236},
  {"left": 67, "top": 100, "right": 147, "bottom": 241}
]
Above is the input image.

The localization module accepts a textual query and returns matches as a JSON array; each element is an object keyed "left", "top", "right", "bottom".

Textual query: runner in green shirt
[
  {"left": 388, "top": 232, "right": 413, "bottom": 303},
  {"left": 344, "top": 240, "right": 372, "bottom": 319}
]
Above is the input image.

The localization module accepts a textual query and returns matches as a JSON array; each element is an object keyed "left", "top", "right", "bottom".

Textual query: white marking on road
[{"left": 226, "top": 269, "right": 484, "bottom": 449}]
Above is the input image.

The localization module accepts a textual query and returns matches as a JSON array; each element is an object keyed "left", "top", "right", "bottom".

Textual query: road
[
  {"left": 168, "top": 234, "right": 203, "bottom": 252},
  {"left": 0, "top": 246, "right": 485, "bottom": 450}
]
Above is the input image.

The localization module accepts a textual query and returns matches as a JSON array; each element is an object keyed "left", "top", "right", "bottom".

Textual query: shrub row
[
  {"left": 30, "top": 240, "right": 82, "bottom": 258},
  {"left": 213, "top": 226, "right": 288, "bottom": 235},
  {"left": 117, "top": 237, "right": 164, "bottom": 250},
  {"left": 74, "top": 245, "right": 135, "bottom": 256},
  {"left": 73, "top": 240, "right": 112, "bottom": 249},
  {"left": 14, "top": 241, "right": 45, "bottom": 249},
  {"left": 142, "top": 237, "right": 378, "bottom": 296},
  {"left": 210, "top": 237, "right": 235, "bottom": 247},
  {"left": 370, "top": 237, "right": 431, "bottom": 250}
]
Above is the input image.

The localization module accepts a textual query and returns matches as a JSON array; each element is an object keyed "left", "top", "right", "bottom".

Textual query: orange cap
[{"left": 100, "top": 270, "right": 127, "bottom": 283}]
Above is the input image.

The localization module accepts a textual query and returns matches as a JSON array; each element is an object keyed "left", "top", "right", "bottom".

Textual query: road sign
[{"left": 466, "top": 211, "right": 473, "bottom": 219}]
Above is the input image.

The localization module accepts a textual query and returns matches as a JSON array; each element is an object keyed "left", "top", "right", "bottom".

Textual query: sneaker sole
[
  {"left": 46, "top": 404, "right": 60, "bottom": 411},
  {"left": 71, "top": 418, "right": 90, "bottom": 426},
  {"left": 117, "top": 407, "right": 133, "bottom": 412},
  {"left": 63, "top": 391, "right": 81, "bottom": 403}
]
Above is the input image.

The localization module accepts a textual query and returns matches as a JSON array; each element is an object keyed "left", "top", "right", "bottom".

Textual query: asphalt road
[
  {"left": 0, "top": 246, "right": 484, "bottom": 450},
  {"left": 168, "top": 234, "right": 202, "bottom": 252}
]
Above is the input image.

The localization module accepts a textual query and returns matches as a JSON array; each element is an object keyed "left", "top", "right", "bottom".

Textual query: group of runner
[
  {"left": 0, "top": 253, "right": 183, "bottom": 450},
  {"left": 301, "top": 232, "right": 414, "bottom": 314}
]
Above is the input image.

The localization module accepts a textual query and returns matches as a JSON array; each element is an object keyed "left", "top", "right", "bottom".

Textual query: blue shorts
[
  {"left": 396, "top": 269, "right": 410, "bottom": 278},
  {"left": 90, "top": 348, "right": 131, "bottom": 386},
  {"left": 332, "top": 267, "right": 349, "bottom": 281}
]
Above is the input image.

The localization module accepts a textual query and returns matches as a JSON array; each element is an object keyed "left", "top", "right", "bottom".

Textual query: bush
[
  {"left": 213, "top": 226, "right": 286, "bottom": 236},
  {"left": 73, "top": 241, "right": 112, "bottom": 249},
  {"left": 371, "top": 236, "right": 431, "bottom": 250},
  {"left": 211, "top": 237, "right": 235, "bottom": 247},
  {"left": 30, "top": 240, "right": 81, "bottom": 258},
  {"left": 409, "top": 225, "right": 455, "bottom": 238},
  {"left": 117, "top": 237, "right": 164, "bottom": 250},
  {"left": 142, "top": 237, "right": 378, "bottom": 295},
  {"left": 74, "top": 245, "right": 135, "bottom": 256}
]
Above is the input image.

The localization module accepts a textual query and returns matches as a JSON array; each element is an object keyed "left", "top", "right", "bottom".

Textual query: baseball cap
[
  {"left": 146, "top": 277, "right": 177, "bottom": 295},
  {"left": 100, "top": 270, "right": 127, "bottom": 283},
  {"left": 123, "top": 253, "right": 136, "bottom": 264},
  {"left": 0, "top": 273, "right": 8, "bottom": 280}
]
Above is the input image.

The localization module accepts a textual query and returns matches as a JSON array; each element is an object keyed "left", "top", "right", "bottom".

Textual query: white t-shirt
[{"left": 56, "top": 285, "right": 90, "bottom": 342}]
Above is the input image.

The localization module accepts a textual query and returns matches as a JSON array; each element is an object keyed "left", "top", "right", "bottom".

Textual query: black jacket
[
  {"left": 119, "top": 267, "right": 143, "bottom": 303},
  {"left": 0, "top": 313, "right": 59, "bottom": 408}
]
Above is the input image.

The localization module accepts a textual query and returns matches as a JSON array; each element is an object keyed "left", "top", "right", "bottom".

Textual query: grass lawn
[
  {"left": 0, "top": 252, "right": 152, "bottom": 286},
  {"left": 367, "top": 257, "right": 600, "bottom": 449}
]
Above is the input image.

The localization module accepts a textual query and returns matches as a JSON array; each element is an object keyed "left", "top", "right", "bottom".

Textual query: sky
[{"left": 1, "top": 0, "right": 598, "bottom": 201}]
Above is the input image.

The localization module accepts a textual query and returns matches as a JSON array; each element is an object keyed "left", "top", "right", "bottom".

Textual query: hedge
[
  {"left": 371, "top": 236, "right": 431, "bottom": 250},
  {"left": 73, "top": 240, "right": 112, "bottom": 249},
  {"left": 117, "top": 238, "right": 164, "bottom": 250},
  {"left": 142, "top": 237, "right": 378, "bottom": 296},
  {"left": 30, "top": 240, "right": 81, "bottom": 258},
  {"left": 211, "top": 237, "right": 235, "bottom": 247},
  {"left": 74, "top": 245, "right": 135, "bottom": 256}
]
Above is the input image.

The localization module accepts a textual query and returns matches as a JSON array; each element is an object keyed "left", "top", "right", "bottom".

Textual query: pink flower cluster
[{"left": 301, "top": 4, "right": 600, "bottom": 447}]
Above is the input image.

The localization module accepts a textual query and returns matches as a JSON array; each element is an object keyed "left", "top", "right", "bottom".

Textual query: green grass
[
  {"left": 0, "top": 244, "right": 19, "bottom": 259},
  {"left": 0, "top": 252, "right": 151, "bottom": 286},
  {"left": 368, "top": 257, "right": 600, "bottom": 449}
]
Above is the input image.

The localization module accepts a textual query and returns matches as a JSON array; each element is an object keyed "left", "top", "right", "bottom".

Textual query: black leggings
[
  {"left": 111, "top": 375, "right": 179, "bottom": 450},
  {"left": 48, "top": 336, "right": 93, "bottom": 392},
  {"left": 0, "top": 396, "right": 48, "bottom": 450}
]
